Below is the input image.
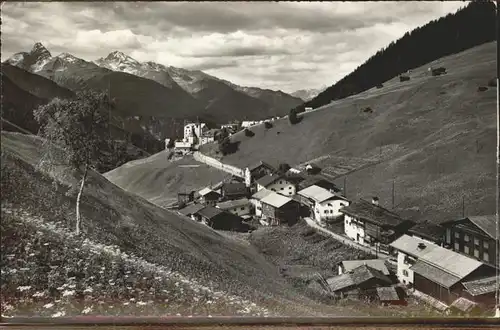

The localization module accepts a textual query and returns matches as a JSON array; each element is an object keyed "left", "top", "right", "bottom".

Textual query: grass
[
  {"left": 104, "top": 152, "right": 229, "bottom": 208},
  {"left": 200, "top": 42, "right": 497, "bottom": 223},
  {"left": 1, "top": 131, "right": 354, "bottom": 317}
]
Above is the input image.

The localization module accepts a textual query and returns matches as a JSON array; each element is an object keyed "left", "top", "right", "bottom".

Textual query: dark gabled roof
[
  {"left": 340, "top": 199, "right": 404, "bottom": 227},
  {"left": 297, "top": 174, "right": 341, "bottom": 192},
  {"left": 247, "top": 161, "right": 275, "bottom": 172},
  {"left": 222, "top": 182, "right": 248, "bottom": 195},
  {"left": 256, "top": 174, "right": 285, "bottom": 187},
  {"left": 326, "top": 264, "right": 392, "bottom": 292},
  {"left": 440, "top": 215, "right": 496, "bottom": 239},
  {"left": 178, "top": 203, "right": 205, "bottom": 216},
  {"left": 408, "top": 221, "right": 445, "bottom": 242},
  {"left": 462, "top": 275, "right": 500, "bottom": 296},
  {"left": 468, "top": 215, "right": 496, "bottom": 239},
  {"left": 410, "top": 260, "right": 461, "bottom": 289},
  {"left": 197, "top": 205, "right": 224, "bottom": 220}
]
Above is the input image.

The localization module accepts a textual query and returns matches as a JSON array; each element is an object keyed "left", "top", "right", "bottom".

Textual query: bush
[
  {"left": 264, "top": 122, "right": 273, "bottom": 129},
  {"left": 288, "top": 110, "right": 302, "bottom": 125},
  {"left": 244, "top": 129, "right": 255, "bottom": 137},
  {"left": 166, "top": 139, "right": 175, "bottom": 149},
  {"left": 362, "top": 107, "right": 373, "bottom": 113},
  {"left": 376, "top": 84, "right": 384, "bottom": 89},
  {"left": 477, "top": 86, "right": 488, "bottom": 92},
  {"left": 487, "top": 78, "right": 497, "bottom": 87},
  {"left": 277, "top": 163, "right": 291, "bottom": 175},
  {"left": 218, "top": 138, "right": 240, "bottom": 155},
  {"left": 399, "top": 75, "right": 410, "bottom": 82},
  {"left": 431, "top": 67, "right": 447, "bottom": 76}
]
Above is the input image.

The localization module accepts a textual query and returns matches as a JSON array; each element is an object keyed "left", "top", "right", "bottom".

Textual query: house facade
[
  {"left": 440, "top": 215, "right": 498, "bottom": 268},
  {"left": 216, "top": 198, "right": 251, "bottom": 217},
  {"left": 297, "top": 185, "right": 349, "bottom": 224},
  {"left": 198, "top": 187, "right": 221, "bottom": 206},
  {"left": 196, "top": 205, "right": 244, "bottom": 231},
  {"left": 256, "top": 174, "right": 296, "bottom": 196},
  {"left": 390, "top": 234, "right": 490, "bottom": 306},
  {"left": 341, "top": 198, "right": 413, "bottom": 253},
  {"left": 260, "top": 192, "right": 300, "bottom": 226},
  {"left": 221, "top": 182, "right": 249, "bottom": 200},
  {"left": 250, "top": 189, "right": 273, "bottom": 217},
  {"left": 408, "top": 221, "right": 445, "bottom": 245},
  {"left": 248, "top": 161, "right": 276, "bottom": 182}
]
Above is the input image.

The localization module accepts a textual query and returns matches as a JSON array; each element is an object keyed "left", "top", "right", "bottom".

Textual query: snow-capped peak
[
  {"left": 104, "top": 51, "right": 140, "bottom": 65},
  {"left": 56, "top": 53, "right": 82, "bottom": 64}
]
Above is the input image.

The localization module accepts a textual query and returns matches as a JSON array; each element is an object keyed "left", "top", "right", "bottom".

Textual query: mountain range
[
  {"left": 5, "top": 43, "right": 302, "bottom": 139},
  {"left": 290, "top": 87, "right": 326, "bottom": 101}
]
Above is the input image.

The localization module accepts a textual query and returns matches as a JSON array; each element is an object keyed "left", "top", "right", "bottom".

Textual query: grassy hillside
[
  {"left": 104, "top": 153, "right": 229, "bottom": 208},
  {"left": 1, "top": 131, "right": 353, "bottom": 317},
  {"left": 300, "top": 1, "right": 496, "bottom": 112},
  {"left": 201, "top": 42, "right": 497, "bottom": 223}
]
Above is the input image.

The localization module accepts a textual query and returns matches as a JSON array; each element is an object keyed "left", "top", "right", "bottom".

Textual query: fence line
[{"left": 193, "top": 151, "right": 245, "bottom": 178}]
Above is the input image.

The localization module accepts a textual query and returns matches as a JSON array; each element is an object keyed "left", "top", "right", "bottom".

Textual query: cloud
[{"left": 1, "top": 1, "right": 466, "bottom": 93}]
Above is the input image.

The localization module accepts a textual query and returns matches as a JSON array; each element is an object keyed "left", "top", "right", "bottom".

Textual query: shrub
[
  {"left": 487, "top": 78, "right": 497, "bottom": 87},
  {"left": 277, "top": 163, "right": 291, "bottom": 175},
  {"left": 362, "top": 107, "right": 373, "bottom": 113},
  {"left": 264, "top": 122, "right": 273, "bottom": 129},
  {"left": 431, "top": 67, "right": 446, "bottom": 76},
  {"left": 376, "top": 84, "right": 384, "bottom": 89},
  {"left": 244, "top": 129, "right": 255, "bottom": 137},
  {"left": 288, "top": 109, "right": 302, "bottom": 125},
  {"left": 477, "top": 86, "right": 488, "bottom": 92},
  {"left": 166, "top": 139, "right": 175, "bottom": 149},
  {"left": 399, "top": 75, "right": 410, "bottom": 82}
]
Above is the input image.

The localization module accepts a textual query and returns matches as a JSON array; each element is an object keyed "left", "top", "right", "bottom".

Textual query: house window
[
  {"left": 474, "top": 237, "right": 480, "bottom": 246},
  {"left": 483, "top": 251, "right": 490, "bottom": 263},
  {"left": 402, "top": 270, "right": 409, "bottom": 277},
  {"left": 484, "top": 241, "right": 489, "bottom": 249},
  {"left": 241, "top": 207, "right": 245, "bottom": 210},
  {"left": 454, "top": 242, "right": 460, "bottom": 251},
  {"left": 464, "top": 245, "right": 470, "bottom": 254},
  {"left": 464, "top": 234, "right": 470, "bottom": 242},
  {"left": 446, "top": 229, "right": 451, "bottom": 244},
  {"left": 454, "top": 232, "right": 460, "bottom": 239},
  {"left": 280, "top": 187, "right": 284, "bottom": 190},
  {"left": 474, "top": 248, "right": 480, "bottom": 258}
]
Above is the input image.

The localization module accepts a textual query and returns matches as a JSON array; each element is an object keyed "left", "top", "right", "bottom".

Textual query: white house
[
  {"left": 305, "top": 107, "right": 313, "bottom": 111},
  {"left": 255, "top": 174, "right": 296, "bottom": 196},
  {"left": 174, "top": 140, "right": 193, "bottom": 152},
  {"left": 241, "top": 121, "right": 258, "bottom": 128},
  {"left": 297, "top": 185, "right": 349, "bottom": 225},
  {"left": 390, "top": 234, "right": 484, "bottom": 292},
  {"left": 250, "top": 188, "right": 273, "bottom": 217},
  {"left": 340, "top": 198, "right": 410, "bottom": 253},
  {"left": 216, "top": 198, "right": 251, "bottom": 217}
]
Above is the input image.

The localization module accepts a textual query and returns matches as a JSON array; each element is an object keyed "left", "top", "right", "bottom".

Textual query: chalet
[
  {"left": 260, "top": 192, "right": 300, "bottom": 226},
  {"left": 440, "top": 215, "right": 498, "bottom": 268},
  {"left": 178, "top": 203, "right": 205, "bottom": 221},
  {"left": 247, "top": 161, "right": 276, "bottom": 181},
  {"left": 198, "top": 187, "right": 221, "bottom": 206},
  {"left": 297, "top": 185, "right": 349, "bottom": 225},
  {"left": 221, "top": 182, "right": 248, "bottom": 200},
  {"left": 461, "top": 275, "right": 499, "bottom": 310},
  {"left": 338, "top": 259, "right": 390, "bottom": 276},
  {"left": 408, "top": 221, "right": 445, "bottom": 245},
  {"left": 390, "top": 235, "right": 491, "bottom": 306},
  {"left": 196, "top": 205, "right": 245, "bottom": 231},
  {"left": 341, "top": 198, "right": 414, "bottom": 253},
  {"left": 216, "top": 198, "right": 251, "bottom": 217},
  {"left": 177, "top": 191, "right": 195, "bottom": 206},
  {"left": 326, "top": 264, "right": 393, "bottom": 299},
  {"left": 241, "top": 121, "right": 258, "bottom": 128},
  {"left": 250, "top": 188, "right": 273, "bottom": 217},
  {"left": 256, "top": 174, "right": 296, "bottom": 196}
]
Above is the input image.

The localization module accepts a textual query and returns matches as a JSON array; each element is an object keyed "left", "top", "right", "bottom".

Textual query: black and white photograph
[{"left": 1, "top": 1, "right": 499, "bottom": 327}]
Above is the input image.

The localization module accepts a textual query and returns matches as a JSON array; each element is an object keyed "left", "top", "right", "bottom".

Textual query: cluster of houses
[
  {"left": 175, "top": 159, "right": 499, "bottom": 315},
  {"left": 166, "top": 118, "right": 283, "bottom": 154}
]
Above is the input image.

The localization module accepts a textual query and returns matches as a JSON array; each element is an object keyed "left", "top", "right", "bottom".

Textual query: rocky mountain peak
[{"left": 30, "top": 42, "right": 52, "bottom": 60}]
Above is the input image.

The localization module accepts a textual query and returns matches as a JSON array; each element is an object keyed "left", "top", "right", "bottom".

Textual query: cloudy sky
[{"left": 2, "top": 1, "right": 465, "bottom": 93}]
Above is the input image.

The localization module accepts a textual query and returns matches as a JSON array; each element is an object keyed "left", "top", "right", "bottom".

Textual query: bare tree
[{"left": 34, "top": 90, "right": 114, "bottom": 236}]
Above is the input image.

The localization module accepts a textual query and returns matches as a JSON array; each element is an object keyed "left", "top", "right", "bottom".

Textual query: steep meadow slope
[{"left": 201, "top": 42, "right": 497, "bottom": 222}]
